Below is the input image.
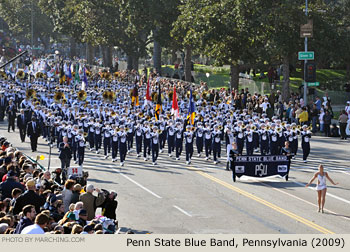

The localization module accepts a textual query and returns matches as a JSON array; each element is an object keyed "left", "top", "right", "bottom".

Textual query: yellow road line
[{"left": 190, "top": 168, "right": 334, "bottom": 234}]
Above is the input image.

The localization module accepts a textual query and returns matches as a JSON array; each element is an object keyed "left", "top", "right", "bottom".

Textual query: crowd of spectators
[{"left": 0, "top": 137, "right": 119, "bottom": 234}]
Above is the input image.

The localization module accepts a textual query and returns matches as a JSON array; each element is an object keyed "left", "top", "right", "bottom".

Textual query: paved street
[{"left": 1, "top": 122, "right": 350, "bottom": 234}]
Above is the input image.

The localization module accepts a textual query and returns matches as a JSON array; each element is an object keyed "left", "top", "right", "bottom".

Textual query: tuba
[
  {"left": 0, "top": 71, "right": 7, "bottom": 80},
  {"left": 77, "top": 90, "right": 87, "bottom": 101},
  {"left": 108, "top": 91, "right": 116, "bottom": 102},
  {"left": 103, "top": 90, "right": 110, "bottom": 101},
  {"left": 54, "top": 91, "right": 65, "bottom": 102},
  {"left": 16, "top": 69, "right": 25, "bottom": 79},
  {"left": 26, "top": 89, "right": 36, "bottom": 99}
]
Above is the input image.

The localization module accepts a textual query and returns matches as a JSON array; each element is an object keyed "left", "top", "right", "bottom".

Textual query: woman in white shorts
[{"left": 305, "top": 165, "right": 338, "bottom": 213}]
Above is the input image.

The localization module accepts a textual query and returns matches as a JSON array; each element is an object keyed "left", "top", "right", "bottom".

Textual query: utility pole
[{"left": 303, "top": 0, "right": 308, "bottom": 106}]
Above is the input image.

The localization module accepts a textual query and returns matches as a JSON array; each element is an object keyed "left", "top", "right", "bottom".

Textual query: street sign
[
  {"left": 306, "top": 82, "right": 319, "bottom": 87},
  {"left": 298, "top": 51, "right": 314, "bottom": 60},
  {"left": 300, "top": 19, "right": 313, "bottom": 38}
]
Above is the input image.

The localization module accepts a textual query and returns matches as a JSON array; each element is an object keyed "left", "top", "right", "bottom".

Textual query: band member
[
  {"left": 158, "top": 115, "right": 167, "bottom": 153},
  {"left": 212, "top": 125, "right": 221, "bottom": 164},
  {"left": 94, "top": 121, "right": 102, "bottom": 154},
  {"left": 195, "top": 122, "right": 204, "bottom": 157},
  {"left": 126, "top": 119, "right": 134, "bottom": 153},
  {"left": 204, "top": 122, "right": 212, "bottom": 160},
  {"left": 269, "top": 123, "right": 279, "bottom": 155},
  {"left": 258, "top": 124, "right": 269, "bottom": 155},
  {"left": 167, "top": 120, "right": 175, "bottom": 157},
  {"left": 244, "top": 125, "right": 254, "bottom": 155},
  {"left": 111, "top": 125, "right": 119, "bottom": 162},
  {"left": 102, "top": 122, "right": 112, "bottom": 159},
  {"left": 88, "top": 118, "right": 95, "bottom": 151},
  {"left": 0, "top": 92, "right": 8, "bottom": 121},
  {"left": 150, "top": 126, "right": 160, "bottom": 165},
  {"left": 234, "top": 121, "right": 245, "bottom": 155},
  {"left": 184, "top": 125, "right": 194, "bottom": 165},
  {"left": 6, "top": 99, "right": 17, "bottom": 132},
  {"left": 142, "top": 122, "right": 151, "bottom": 161},
  {"left": 71, "top": 125, "right": 79, "bottom": 164},
  {"left": 118, "top": 125, "right": 127, "bottom": 166},
  {"left": 17, "top": 109, "right": 27, "bottom": 142},
  {"left": 76, "top": 129, "right": 86, "bottom": 167},
  {"left": 27, "top": 115, "right": 41, "bottom": 152},
  {"left": 175, "top": 122, "right": 184, "bottom": 160},
  {"left": 59, "top": 136, "right": 72, "bottom": 182},
  {"left": 301, "top": 125, "right": 311, "bottom": 163},
  {"left": 228, "top": 142, "right": 239, "bottom": 171},
  {"left": 134, "top": 121, "right": 143, "bottom": 158}
]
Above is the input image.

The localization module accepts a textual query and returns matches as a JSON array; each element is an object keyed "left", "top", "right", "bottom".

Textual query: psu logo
[
  {"left": 278, "top": 165, "right": 288, "bottom": 173},
  {"left": 235, "top": 166, "right": 245, "bottom": 173}
]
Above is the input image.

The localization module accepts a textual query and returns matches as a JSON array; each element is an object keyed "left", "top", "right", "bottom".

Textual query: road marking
[
  {"left": 173, "top": 205, "right": 192, "bottom": 217},
  {"left": 112, "top": 168, "right": 162, "bottom": 199},
  {"left": 258, "top": 181, "right": 350, "bottom": 221},
  {"left": 293, "top": 181, "right": 350, "bottom": 205},
  {"left": 190, "top": 168, "right": 334, "bottom": 234}
]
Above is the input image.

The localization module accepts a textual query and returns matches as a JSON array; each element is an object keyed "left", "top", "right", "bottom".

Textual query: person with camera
[{"left": 79, "top": 184, "right": 105, "bottom": 221}]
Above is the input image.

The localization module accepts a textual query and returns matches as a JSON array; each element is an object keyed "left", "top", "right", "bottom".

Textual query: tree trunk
[
  {"left": 86, "top": 43, "right": 94, "bottom": 65},
  {"left": 346, "top": 62, "right": 350, "bottom": 81},
  {"left": 69, "top": 37, "right": 76, "bottom": 59},
  {"left": 132, "top": 55, "right": 139, "bottom": 71},
  {"left": 171, "top": 49, "right": 177, "bottom": 64},
  {"left": 230, "top": 64, "right": 239, "bottom": 91},
  {"left": 184, "top": 45, "right": 192, "bottom": 82},
  {"left": 127, "top": 55, "right": 133, "bottom": 70},
  {"left": 282, "top": 56, "right": 290, "bottom": 102},
  {"left": 153, "top": 36, "right": 162, "bottom": 75}
]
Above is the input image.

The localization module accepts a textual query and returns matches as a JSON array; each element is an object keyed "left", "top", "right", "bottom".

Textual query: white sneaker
[
  {"left": 127, "top": 150, "right": 130, "bottom": 154},
  {"left": 144, "top": 158, "right": 147, "bottom": 161},
  {"left": 186, "top": 161, "right": 190, "bottom": 165},
  {"left": 152, "top": 162, "right": 157, "bottom": 166},
  {"left": 122, "top": 162, "right": 125, "bottom": 166},
  {"left": 198, "top": 153, "right": 201, "bottom": 157},
  {"left": 96, "top": 151, "right": 99, "bottom": 154},
  {"left": 169, "top": 154, "right": 172, "bottom": 157},
  {"left": 214, "top": 161, "right": 218, "bottom": 164},
  {"left": 176, "top": 157, "right": 180, "bottom": 160},
  {"left": 104, "top": 155, "right": 108, "bottom": 159},
  {"left": 205, "top": 157, "right": 209, "bottom": 160},
  {"left": 112, "top": 158, "right": 115, "bottom": 162},
  {"left": 137, "top": 154, "right": 140, "bottom": 158},
  {"left": 160, "top": 149, "right": 163, "bottom": 153},
  {"left": 74, "top": 160, "right": 78, "bottom": 164},
  {"left": 304, "top": 160, "right": 307, "bottom": 163},
  {"left": 90, "top": 148, "right": 93, "bottom": 151}
]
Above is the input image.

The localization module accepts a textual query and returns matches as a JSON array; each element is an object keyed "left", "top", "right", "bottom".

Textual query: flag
[
  {"left": 187, "top": 89, "right": 196, "bottom": 125},
  {"left": 171, "top": 86, "right": 179, "bottom": 119},
  {"left": 154, "top": 83, "right": 162, "bottom": 120},
  {"left": 82, "top": 67, "right": 88, "bottom": 90},
  {"left": 145, "top": 78, "right": 152, "bottom": 102},
  {"left": 74, "top": 63, "right": 80, "bottom": 85},
  {"left": 59, "top": 61, "right": 65, "bottom": 84},
  {"left": 131, "top": 84, "right": 139, "bottom": 106}
]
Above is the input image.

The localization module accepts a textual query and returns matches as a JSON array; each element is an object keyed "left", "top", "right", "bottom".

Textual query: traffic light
[{"left": 305, "top": 62, "right": 316, "bottom": 82}]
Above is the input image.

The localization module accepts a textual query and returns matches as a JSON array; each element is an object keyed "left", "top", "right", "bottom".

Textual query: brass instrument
[
  {"left": 114, "top": 72, "right": 119, "bottom": 78},
  {"left": 62, "top": 99, "right": 67, "bottom": 104},
  {"left": 158, "top": 129, "right": 163, "bottom": 134},
  {"left": 108, "top": 91, "right": 116, "bottom": 102},
  {"left": 111, "top": 111, "right": 116, "bottom": 117},
  {"left": 307, "top": 126, "right": 313, "bottom": 131},
  {"left": 151, "top": 91, "right": 157, "bottom": 103},
  {"left": 191, "top": 127, "right": 196, "bottom": 131},
  {"left": 297, "top": 125, "right": 302, "bottom": 130},
  {"left": 266, "top": 126, "right": 271, "bottom": 130},
  {"left": 218, "top": 125, "right": 223, "bottom": 130},
  {"left": 26, "top": 89, "right": 36, "bottom": 99},
  {"left": 202, "top": 91, "right": 209, "bottom": 101},
  {"left": 77, "top": 90, "right": 87, "bottom": 101},
  {"left": 281, "top": 122, "right": 286, "bottom": 127},
  {"left": 83, "top": 132, "right": 88, "bottom": 137},
  {"left": 276, "top": 127, "right": 282, "bottom": 133},
  {"left": 35, "top": 72, "right": 44, "bottom": 79},
  {"left": 168, "top": 91, "right": 173, "bottom": 101},
  {"left": 54, "top": 91, "right": 65, "bottom": 102},
  {"left": 103, "top": 90, "right": 110, "bottom": 101},
  {"left": 292, "top": 126, "right": 296, "bottom": 131},
  {"left": 251, "top": 125, "right": 257, "bottom": 131},
  {"left": 16, "top": 69, "right": 25, "bottom": 79},
  {"left": 0, "top": 71, "right": 7, "bottom": 80}
]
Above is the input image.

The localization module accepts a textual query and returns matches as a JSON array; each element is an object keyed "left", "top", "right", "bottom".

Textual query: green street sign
[
  {"left": 306, "top": 82, "right": 319, "bottom": 87},
  {"left": 32, "top": 47, "right": 41, "bottom": 50},
  {"left": 298, "top": 51, "right": 314, "bottom": 60}
]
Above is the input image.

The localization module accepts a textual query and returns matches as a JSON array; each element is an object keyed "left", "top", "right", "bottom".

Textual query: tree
[
  {"left": 0, "top": 0, "right": 56, "bottom": 50},
  {"left": 172, "top": 0, "right": 266, "bottom": 88}
]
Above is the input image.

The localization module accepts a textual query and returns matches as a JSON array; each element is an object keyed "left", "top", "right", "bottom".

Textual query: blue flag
[{"left": 187, "top": 89, "right": 196, "bottom": 125}]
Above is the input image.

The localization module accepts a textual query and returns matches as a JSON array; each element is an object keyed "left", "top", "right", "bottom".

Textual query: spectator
[
  {"left": 62, "top": 179, "right": 75, "bottom": 213},
  {"left": 299, "top": 107, "right": 309, "bottom": 126},
  {"left": 310, "top": 104, "right": 319, "bottom": 133},
  {"left": 14, "top": 204, "right": 36, "bottom": 234},
  {"left": 79, "top": 184, "right": 105, "bottom": 221},
  {"left": 319, "top": 107, "right": 325, "bottom": 132},
  {"left": 102, "top": 191, "right": 118, "bottom": 220},
  {"left": 0, "top": 223, "right": 8, "bottom": 234},
  {"left": 323, "top": 110, "right": 332, "bottom": 137},
  {"left": 77, "top": 209, "right": 88, "bottom": 227},
  {"left": 0, "top": 170, "right": 25, "bottom": 200},
  {"left": 21, "top": 213, "right": 49, "bottom": 234},
  {"left": 338, "top": 110, "right": 348, "bottom": 140},
  {"left": 13, "top": 179, "right": 45, "bottom": 215},
  {"left": 315, "top": 96, "right": 321, "bottom": 111},
  {"left": 70, "top": 184, "right": 82, "bottom": 204},
  {"left": 10, "top": 188, "right": 22, "bottom": 207}
]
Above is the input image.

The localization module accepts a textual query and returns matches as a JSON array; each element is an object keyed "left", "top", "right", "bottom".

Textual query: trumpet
[
  {"left": 281, "top": 122, "right": 286, "bottom": 127},
  {"left": 276, "top": 127, "right": 282, "bottom": 133},
  {"left": 297, "top": 125, "right": 302, "bottom": 130},
  {"left": 191, "top": 127, "right": 196, "bottom": 131},
  {"left": 292, "top": 126, "right": 296, "bottom": 131},
  {"left": 54, "top": 91, "right": 65, "bottom": 102},
  {"left": 266, "top": 126, "right": 271, "bottom": 130},
  {"left": 307, "top": 126, "right": 313, "bottom": 131},
  {"left": 251, "top": 125, "right": 257, "bottom": 131},
  {"left": 83, "top": 132, "right": 88, "bottom": 138},
  {"left": 158, "top": 129, "right": 163, "bottom": 134}
]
